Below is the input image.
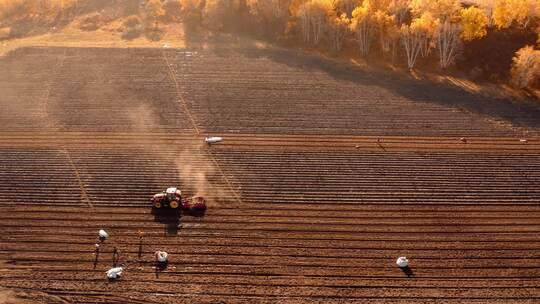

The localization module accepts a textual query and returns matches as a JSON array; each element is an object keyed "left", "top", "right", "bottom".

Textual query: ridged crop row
[
  {"left": 1, "top": 46, "right": 540, "bottom": 303},
  {"left": 2, "top": 47, "right": 539, "bottom": 136},
  {"left": 1, "top": 146, "right": 540, "bottom": 303}
]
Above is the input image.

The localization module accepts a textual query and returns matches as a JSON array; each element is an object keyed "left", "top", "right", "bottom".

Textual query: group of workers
[
  {"left": 94, "top": 229, "right": 168, "bottom": 280},
  {"left": 94, "top": 228, "right": 411, "bottom": 280}
]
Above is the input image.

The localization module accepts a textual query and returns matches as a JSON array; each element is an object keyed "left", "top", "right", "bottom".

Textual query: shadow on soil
[
  {"left": 155, "top": 260, "right": 169, "bottom": 278},
  {"left": 231, "top": 48, "right": 540, "bottom": 134},
  {"left": 152, "top": 208, "right": 182, "bottom": 235},
  {"left": 401, "top": 266, "right": 414, "bottom": 277},
  {"left": 152, "top": 208, "right": 205, "bottom": 235},
  {"left": 3, "top": 44, "right": 539, "bottom": 135},
  {"left": 173, "top": 27, "right": 540, "bottom": 134}
]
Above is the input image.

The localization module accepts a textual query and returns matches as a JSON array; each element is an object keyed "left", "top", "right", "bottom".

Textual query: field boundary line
[
  {"left": 63, "top": 149, "right": 93, "bottom": 208},
  {"left": 161, "top": 50, "right": 200, "bottom": 135},
  {"left": 161, "top": 50, "right": 243, "bottom": 204},
  {"left": 205, "top": 148, "right": 244, "bottom": 205},
  {"left": 0, "top": 133, "right": 537, "bottom": 153}
]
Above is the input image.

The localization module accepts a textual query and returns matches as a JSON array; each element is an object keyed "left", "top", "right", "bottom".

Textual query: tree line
[
  {"left": 1, "top": 0, "right": 539, "bottom": 90},
  {"left": 155, "top": 0, "right": 540, "bottom": 90}
]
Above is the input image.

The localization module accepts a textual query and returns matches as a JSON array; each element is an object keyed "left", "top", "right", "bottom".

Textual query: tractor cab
[{"left": 166, "top": 187, "right": 181, "bottom": 201}]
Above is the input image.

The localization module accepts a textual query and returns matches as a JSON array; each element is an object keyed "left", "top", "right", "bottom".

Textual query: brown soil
[{"left": 0, "top": 46, "right": 539, "bottom": 303}]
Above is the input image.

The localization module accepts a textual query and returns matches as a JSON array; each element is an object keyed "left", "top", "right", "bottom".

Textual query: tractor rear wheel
[
  {"left": 170, "top": 201, "right": 179, "bottom": 209},
  {"left": 154, "top": 201, "right": 162, "bottom": 209}
]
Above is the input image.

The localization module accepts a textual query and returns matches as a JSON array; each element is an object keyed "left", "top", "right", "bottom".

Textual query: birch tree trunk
[
  {"left": 327, "top": 15, "right": 349, "bottom": 51},
  {"left": 310, "top": 9, "right": 326, "bottom": 44},
  {"left": 400, "top": 25, "right": 422, "bottom": 69},
  {"left": 353, "top": 17, "right": 372, "bottom": 56},
  {"left": 299, "top": 5, "right": 311, "bottom": 43},
  {"left": 437, "top": 21, "right": 461, "bottom": 69}
]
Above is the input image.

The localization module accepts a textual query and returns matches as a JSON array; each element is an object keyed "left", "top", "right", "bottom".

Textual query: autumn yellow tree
[
  {"left": 248, "top": 0, "right": 291, "bottom": 21},
  {"left": 347, "top": 0, "right": 409, "bottom": 57},
  {"left": 288, "top": 0, "right": 305, "bottom": 15},
  {"left": 475, "top": 0, "right": 496, "bottom": 26},
  {"left": 400, "top": 22, "right": 423, "bottom": 69},
  {"left": 350, "top": 1, "right": 373, "bottom": 56},
  {"left": 411, "top": 11, "right": 439, "bottom": 57},
  {"left": 247, "top": 0, "right": 291, "bottom": 37},
  {"left": 409, "top": 0, "right": 461, "bottom": 21},
  {"left": 388, "top": 0, "right": 410, "bottom": 25},
  {"left": 493, "top": 0, "right": 513, "bottom": 28},
  {"left": 511, "top": 45, "right": 540, "bottom": 89},
  {"left": 460, "top": 6, "right": 488, "bottom": 42},
  {"left": 493, "top": 0, "right": 539, "bottom": 29},
  {"left": 407, "top": 0, "right": 464, "bottom": 68},
  {"left": 327, "top": 13, "right": 350, "bottom": 51},
  {"left": 296, "top": 0, "right": 333, "bottom": 45},
  {"left": 333, "top": 0, "right": 361, "bottom": 17},
  {"left": 436, "top": 20, "right": 461, "bottom": 69},
  {"left": 373, "top": 10, "right": 397, "bottom": 54}
]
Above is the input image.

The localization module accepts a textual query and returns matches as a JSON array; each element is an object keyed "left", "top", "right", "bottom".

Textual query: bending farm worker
[
  {"left": 106, "top": 267, "right": 123, "bottom": 280},
  {"left": 396, "top": 256, "right": 409, "bottom": 268},
  {"left": 98, "top": 229, "right": 109, "bottom": 242},
  {"left": 112, "top": 247, "right": 120, "bottom": 267},
  {"left": 155, "top": 251, "right": 169, "bottom": 263}
]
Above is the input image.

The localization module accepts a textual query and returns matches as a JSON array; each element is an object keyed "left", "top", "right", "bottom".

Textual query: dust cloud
[
  {"left": 173, "top": 144, "right": 233, "bottom": 207},
  {"left": 126, "top": 103, "right": 232, "bottom": 207}
]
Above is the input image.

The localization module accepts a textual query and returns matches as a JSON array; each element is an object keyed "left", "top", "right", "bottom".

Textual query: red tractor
[{"left": 151, "top": 187, "right": 206, "bottom": 211}]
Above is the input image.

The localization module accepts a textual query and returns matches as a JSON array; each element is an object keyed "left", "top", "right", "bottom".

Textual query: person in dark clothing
[
  {"left": 93, "top": 243, "right": 100, "bottom": 269},
  {"left": 112, "top": 247, "right": 120, "bottom": 267},
  {"left": 138, "top": 230, "right": 144, "bottom": 260}
]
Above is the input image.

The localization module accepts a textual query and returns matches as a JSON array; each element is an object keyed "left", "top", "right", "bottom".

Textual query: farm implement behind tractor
[{"left": 151, "top": 187, "right": 206, "bottom": 211}]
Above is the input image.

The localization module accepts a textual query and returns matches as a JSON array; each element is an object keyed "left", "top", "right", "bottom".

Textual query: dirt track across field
[{"left": 0, "top": 46, "right": 539, "bottom": 304}]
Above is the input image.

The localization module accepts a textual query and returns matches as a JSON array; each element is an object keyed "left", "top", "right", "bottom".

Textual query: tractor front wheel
[{"left": 154, "top": 201, "right": 162, "bottom": 209}]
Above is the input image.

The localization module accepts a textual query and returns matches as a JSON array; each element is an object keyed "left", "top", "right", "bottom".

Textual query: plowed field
[{"left": 0, "top": 46, "right": 539, "bottom": 304}]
